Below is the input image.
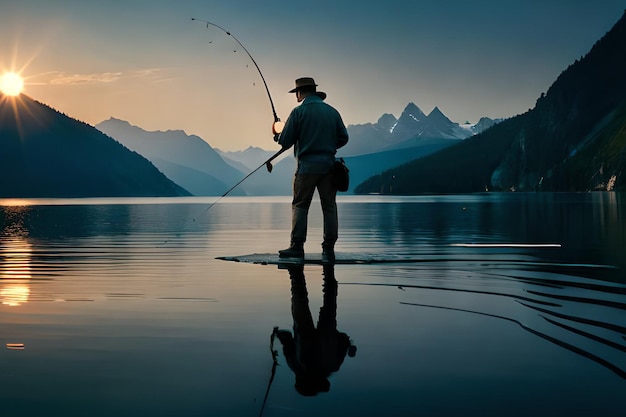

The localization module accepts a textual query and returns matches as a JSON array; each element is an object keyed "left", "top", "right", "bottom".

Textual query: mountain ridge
[
  {"left": 96, "top": 118, "right": 246, "bottom": 196},
  {"left": 93, "top": 103, "right": 496, "bottom": 196},
  {"left": 339, "top": 103, "right": 498, "bottom": 157}
]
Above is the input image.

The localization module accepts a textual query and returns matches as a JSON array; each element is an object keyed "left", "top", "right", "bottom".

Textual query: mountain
[
  {"left": 386, "top": 106, "right": 478, "bottom": 151},
  {"left": 421, "top": 106, "right": 470, "bottom": 139},
  {"left": 96, "top": 118, "right": 246, "bottom": 196},
  {"left": 355, "top": 11, "right": 626, "bottom": 194},
  {"left": 460, "top": 117, "right": 502, "bottom": 136},
  {"left": 0, "top": 94, "right": 189, "bottom": 198},
  {"left": 387, "top": 102, "right": 428, "bottom": 144},
  {"left": 216, "top": 146, "right": 279, "bottom": 171},
  {"left": 338, "top": 103, "right": 497, "bottom": 157}
]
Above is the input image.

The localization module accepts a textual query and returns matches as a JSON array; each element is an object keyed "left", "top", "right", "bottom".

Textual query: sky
[{"left": 1, "top": 1, "right": 624, "bottom": 151}]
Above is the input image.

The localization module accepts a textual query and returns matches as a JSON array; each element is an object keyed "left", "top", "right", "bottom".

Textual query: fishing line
[
  {"left": 190, "top": 18, "right": 286, "bottom": 218},
  {"left": 191, "top": 18, "right": 283, "bottom": 131}
]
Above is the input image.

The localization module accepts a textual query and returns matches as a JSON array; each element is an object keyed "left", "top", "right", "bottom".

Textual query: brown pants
[{"left": 291, "top": 171, "right": 338, "bottom": 247}]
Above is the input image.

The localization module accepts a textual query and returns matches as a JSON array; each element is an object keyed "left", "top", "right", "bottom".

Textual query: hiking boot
[
  {"left": 321, "top": 246, "right": 335, "bottom": 263},
  {"left": 279, "top": 243, "right": 304, "bottom": 259}
]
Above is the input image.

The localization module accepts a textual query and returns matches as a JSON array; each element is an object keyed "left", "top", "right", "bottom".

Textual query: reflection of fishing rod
[
  {"left": 201, "top": 147, "right": 288, "bottom": 214},
  {"left": 258, "top": 327, "right": 280, "bottom": 417},
  {"left": 191, "top": 18, "right": 284, "bottom": 133}
]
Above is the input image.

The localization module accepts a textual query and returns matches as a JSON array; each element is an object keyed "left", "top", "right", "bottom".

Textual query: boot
[
  {"left": 321, "top": 242, "right": 335, "bottom": 263},
  {"left": 279, "top": 242, "right": 304, "bottom": 259},
  {"left": 279, "top": 207, "right": 308, "bottom": 259}
]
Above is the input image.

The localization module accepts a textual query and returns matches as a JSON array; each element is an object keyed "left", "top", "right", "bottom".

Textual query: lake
[{"left": 1, "top": 193, "right": 625, "bottom": 417}]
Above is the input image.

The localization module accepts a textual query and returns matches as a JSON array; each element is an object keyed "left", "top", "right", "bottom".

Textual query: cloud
[
  {"left": 49, "top": 72, "right": 123, "bottom": 85},
  {"left": 130, "top": 68, "right": 176, "bottom": 83},
  {"left": 132, "top": 68, "right": 161, "bottom": 77},
  {"left": 42, "top": 68, "right": 171, "bottom": 85}
]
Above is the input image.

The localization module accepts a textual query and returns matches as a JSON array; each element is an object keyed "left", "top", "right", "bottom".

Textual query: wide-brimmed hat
[
  {"left": 289, "top": 77, "right": 327, "bottom": 100},
  {"left": 289, "top": 77, "right": 317, "bottom": 93}
]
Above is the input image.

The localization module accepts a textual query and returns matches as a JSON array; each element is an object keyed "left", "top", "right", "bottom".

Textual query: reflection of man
[{"left": 274, "top": 264, "right": 356, "bottom": 396}]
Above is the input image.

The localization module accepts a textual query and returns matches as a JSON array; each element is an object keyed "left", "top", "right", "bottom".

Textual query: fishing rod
[
  {"left": 191, "top": 18, "right": 283, "bottom": 133},
  {"left": 201, "top": 146, "right": 288, "bottom": 214}
]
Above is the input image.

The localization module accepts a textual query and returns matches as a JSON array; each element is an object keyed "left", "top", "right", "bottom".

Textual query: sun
[{"left": 0, "top": 72, "right": 25, "bottom": 96}]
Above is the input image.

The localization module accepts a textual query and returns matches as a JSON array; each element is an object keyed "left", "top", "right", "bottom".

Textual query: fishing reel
[
  {"left": 272, "top": 119, "right": 284, "bottom": 135},
  {"left": 267, "top": 119, "right": 285, "bottom": 173}
]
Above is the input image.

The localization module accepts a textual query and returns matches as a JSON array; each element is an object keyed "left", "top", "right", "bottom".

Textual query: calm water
[{"left": 0, "top": 194, "right": 624, "bottom": 417}]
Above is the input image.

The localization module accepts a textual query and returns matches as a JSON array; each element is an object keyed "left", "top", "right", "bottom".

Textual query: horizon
[{"left": 1, "top": 1, "right": 624, "bottom": 150}]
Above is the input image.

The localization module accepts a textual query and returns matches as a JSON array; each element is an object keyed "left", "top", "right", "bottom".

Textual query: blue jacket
[{"left": 278, "top": 95, "right": 349, "bottom": 174}]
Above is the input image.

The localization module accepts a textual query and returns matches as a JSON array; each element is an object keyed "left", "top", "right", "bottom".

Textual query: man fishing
[{"left": 275, "top": 77, "right": 349, "bottom": 262}]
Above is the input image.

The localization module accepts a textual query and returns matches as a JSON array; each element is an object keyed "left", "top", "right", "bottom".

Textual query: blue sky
[{"left": 1, "top": 1, "right": 624, "bottom": 150}]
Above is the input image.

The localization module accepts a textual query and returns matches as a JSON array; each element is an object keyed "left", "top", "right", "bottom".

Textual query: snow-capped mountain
[
  {"left": 459, "top": 117, "right": 503, "bottom": 136},
  {"left": 339, "top": 103, "right": 500, "bottom": 157},
  {"left": 388, "top": 102, "right": 428, "bottom": 142},
  {"left": 422, "top": 106, "right": 472, "bottom": 139}
]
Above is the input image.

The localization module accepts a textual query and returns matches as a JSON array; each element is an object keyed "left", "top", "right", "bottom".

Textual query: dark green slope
[
  {"left": 547, "top": 104, "right": 626, "bottom": 191},
  {"left": 0, "top": 94, "right": 189, "bottom": 197}
]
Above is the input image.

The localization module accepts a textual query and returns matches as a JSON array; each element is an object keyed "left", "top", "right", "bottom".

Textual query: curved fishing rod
[
  {"left": 191, "top": 18, "right": 289, "bottom": 215},
  {"left": 200, "top": 146, "right": 288, "bottom": 215},
  {"left": 191, "top": 18, "right": 282, "bottom": 132}
]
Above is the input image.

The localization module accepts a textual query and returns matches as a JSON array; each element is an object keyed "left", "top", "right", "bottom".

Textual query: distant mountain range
[
  {"left": 0, "top": 95, "right": 188, "bottom": 198},
  {"left": 355, "top": 10, "right": 626, "bottom": 194},
  {"left": 339, "top": 103, "right": 500, "bottom": 157},
  {"left": 94, "top": 104, "right": 498, "bottom": 196}
]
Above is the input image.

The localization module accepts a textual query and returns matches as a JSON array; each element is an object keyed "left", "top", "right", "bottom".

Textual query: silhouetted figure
[
  {"left": 275, "top": 77, "right": 349, "bottom": 262},
  {"left": 274, "top": 264, "right": 356, "bottom": 396}
]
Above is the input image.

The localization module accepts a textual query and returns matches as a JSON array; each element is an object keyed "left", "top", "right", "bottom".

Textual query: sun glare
[{"left": 0, "top": 72, "right": 24, "bottom": 96}]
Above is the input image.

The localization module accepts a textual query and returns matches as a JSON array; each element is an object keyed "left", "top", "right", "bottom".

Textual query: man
[{"left": 276, "top": 77, "right": 349, "bottom": 261}]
